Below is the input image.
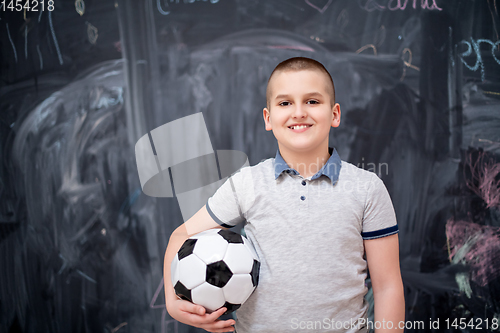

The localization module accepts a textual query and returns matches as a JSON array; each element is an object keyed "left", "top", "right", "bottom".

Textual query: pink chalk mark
[
  {"left": 465, "top": 150, "right": 500, "bottom": 209},
  {"left": 446, "top": 219, "right": 500, "bottom": 287},
  {"left": 305, "top": 0, "right": 333, "bottom": 13},
  {"left": 150, "top": 278, "right": 165, "bottom": 309}
]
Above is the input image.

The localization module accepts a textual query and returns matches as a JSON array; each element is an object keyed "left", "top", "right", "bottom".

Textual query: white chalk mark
[
  {"left": 305, "top": 0, "right": 333, "bottom": 13},
  {"left": 48, "top": 11, "right": 63, "bottom": 65},
  {"left": 157, "top": 0, "right": 170, "bottom": 15},
  {"left": 6, "top": 23, "right": 18, "bottom": 63},
  {"left": 25, "top": 26, "right": 28, "bottom": 59},
  {"left": 75, "top": 0, "right": 85, "bottom": 16},
  {"left": 38, "top": 9, "right": 43, "bottom": 22},
  {"left": 37, "top": 44, "right": 43, "bottom": 70}
]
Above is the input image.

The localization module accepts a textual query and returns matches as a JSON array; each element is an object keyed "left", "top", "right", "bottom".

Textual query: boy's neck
[{"left": 278, "top": 145, "right": 332, "bottom": 179}]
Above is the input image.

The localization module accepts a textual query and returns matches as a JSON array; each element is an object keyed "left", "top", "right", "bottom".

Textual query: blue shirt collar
[{"left": 274, "top": 147, "right": 342, "bottom": 184}]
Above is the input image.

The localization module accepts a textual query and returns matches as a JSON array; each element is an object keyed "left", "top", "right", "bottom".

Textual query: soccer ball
[{"left": 171, "top": 228, "right": 260, "bottom": 314}]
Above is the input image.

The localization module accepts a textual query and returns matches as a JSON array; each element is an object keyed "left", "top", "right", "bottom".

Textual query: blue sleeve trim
[
  {"left": 205, "top": 201, "right": 233, "bottom": 229},
  {"left": 362, "top": 224, "right": 399, "bottom": 240}
]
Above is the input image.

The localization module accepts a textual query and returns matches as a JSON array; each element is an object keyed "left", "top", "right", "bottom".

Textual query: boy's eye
[
  {"left": 307, "top": 100, "right": 319, "bottom": 104},
  {"left": 279, "top": 101, "right": 291, "bottom": 106}
]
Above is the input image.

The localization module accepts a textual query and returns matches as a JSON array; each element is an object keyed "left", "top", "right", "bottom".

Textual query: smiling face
[{"left": 263, "top": 69, "right": 341, "bottom": 157}]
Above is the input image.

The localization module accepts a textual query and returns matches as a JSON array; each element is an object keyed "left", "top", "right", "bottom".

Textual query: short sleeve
[
  {"left": 361, "top": 173, "right": 399, "bottom": 240},
  {"left": 206, "top": 166, "right": 256, "bottom": 228}
]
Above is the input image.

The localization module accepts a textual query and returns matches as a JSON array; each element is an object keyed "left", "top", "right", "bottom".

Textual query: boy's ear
[
  {"left": 263, "top": 108, "right": 272, "bottom": 131},
  {"left": 331, "top": 103, "right": 341, "bottom": 128}
]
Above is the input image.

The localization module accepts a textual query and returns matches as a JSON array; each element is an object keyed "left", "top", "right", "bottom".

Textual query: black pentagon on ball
[
  {"left": 217, "top": 229, "right": 244, "bottom": 244},
  {"left": 223, "top": 301, "right": 241, "bottom": 314},
  {"left": 174, "top": 281, "right": 192, "bottom": 303},
  {"left": 178, "top": 238, "right": 197, "bottom": 260},
  {"left": 251, "top": 260, "right": 260, "bottom": 287},
  {"left": 206, "top": 260, "right": 233, "bottom": 287}
]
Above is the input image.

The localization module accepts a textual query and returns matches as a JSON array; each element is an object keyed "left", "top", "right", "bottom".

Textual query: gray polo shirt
[{"left": 206, "top": 148, "right": 398, "bottom": 332}]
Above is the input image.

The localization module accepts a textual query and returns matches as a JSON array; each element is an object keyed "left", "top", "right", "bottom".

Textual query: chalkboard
[{"left": 1, "top": 0, "right": 500, "bottom": 332}]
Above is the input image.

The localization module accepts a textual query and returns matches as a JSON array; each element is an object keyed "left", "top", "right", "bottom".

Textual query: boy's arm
[
  {"left": 163, "top": 205, "right": 236, "bottom": 332},
  {"left": 364, "top": 233, "right": 405, "bottom": 332}
]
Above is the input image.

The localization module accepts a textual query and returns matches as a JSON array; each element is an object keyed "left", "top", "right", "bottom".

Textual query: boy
[{"left": 164, "top": 57, "right": 405, "bottom": 332}]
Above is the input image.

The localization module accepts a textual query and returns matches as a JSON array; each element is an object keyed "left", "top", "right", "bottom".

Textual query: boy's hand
[{"left": 167, "top": 298, "right": 236, "bottom": 332}]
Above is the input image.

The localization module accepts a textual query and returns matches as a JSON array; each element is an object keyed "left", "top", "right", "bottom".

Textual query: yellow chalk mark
[
  {"left": 355, "top": 44, "right": 377, "bottom": 56},
  {"left": 400, "top": 48, "right": 420, "bottom": 81}
]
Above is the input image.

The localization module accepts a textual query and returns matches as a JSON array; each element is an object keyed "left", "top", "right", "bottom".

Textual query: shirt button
[
  {"left": 300, "top": 195, "right": 306, "bottom": 201},
  {"left": 301, "top": 180, "right": 306, "bottom": 186}
]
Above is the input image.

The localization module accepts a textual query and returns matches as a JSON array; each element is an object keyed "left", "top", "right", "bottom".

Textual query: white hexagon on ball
[
  {"left": 223, "top": 274, "right": 255, "bottom": 304},
  {"left": 224, "top": 243, "right": 254, "bottom": 274},
  {"left": 192, "top": 282, "right": 226, "bottom": 312},
  {"left": 193, "top": 233, "right": 228, "bottom": 264},
  {"left": 178, "top": 254, "right": 206, "bottom": 289}
]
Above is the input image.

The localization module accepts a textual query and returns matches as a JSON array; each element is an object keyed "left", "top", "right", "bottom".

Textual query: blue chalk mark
[
  {"left": 157, "top": 0, "right": 170, "bottom": 15},
  {"left": 77, "top": 270, "right": 97, "bottom": 284},
  {"left": 48, "top": 11, "right": 63, "bottom": 65},
  {"left": 119, "top": 188, "right": 142, "bottom": 214},
  {"left": 37, "top": 44, "right": 43, "bottom": 70},
  {"left": 6, "top": 23, "right": 18, "bottom": 63}
]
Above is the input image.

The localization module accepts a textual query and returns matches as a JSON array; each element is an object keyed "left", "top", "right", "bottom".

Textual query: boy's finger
[
  {"left": 197, "top": 307, "right": 228, "bottom": 325},
  {"left": 202, "top": 318, "right": 236, "bottom": 332},
  {"left": 207, "top": 307, "right": 228, "bottom": 321},
  {"left": 179, "top": 301, "right": 206, "bottom": 315}
]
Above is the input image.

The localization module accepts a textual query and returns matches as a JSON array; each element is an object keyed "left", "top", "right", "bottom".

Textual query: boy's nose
[{"left": 292, "top": 105, "right": 307, "bottom": 118}]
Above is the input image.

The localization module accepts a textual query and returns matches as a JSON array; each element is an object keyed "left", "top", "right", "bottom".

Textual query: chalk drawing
[
  {"left": 86, "top": 21, "right": 98, "bottom": 44},
  {"left": 336, "top": 9, "right": 349, "bottom": 33},
  {"left": 487, "top": 0, "right": 499, "bottom": 43},
  {"left": 36, "top": 44, "right": 43, "bottom": 70},
  {"left": 465, "top": 150, "right": 500, "bottom": 209},
  {"left": 359, "top": 0, "right": 442, "bottom": 11},
  {"left": 458, "top": 38, "right": 500, "bottom": 82},
  {"left": 305, "top": 0, "right": 333, "bottom": 14},
  {"left": 150, "top": 278, "right": 165, "bottom": 309},
  {"left": 400, "top": 48, "right": 420, "bottom": 81},
  {"left": 162, "top": 309, "right": 179, "bottom": 333},
  {"left": 446, "top": 218, "right": 500, "bottom": 287},
  {"left": 25, "top": 25, "right": 28, "bottom": 59},
  {"left": 75, "top": 0, "right": 85, "bottom": 16},
  {"left": 157, "top": 0, "right": 170, "bottom": 15},
  {"left": 6, "top": 23, "right": 18, "bottom": 63},
  {"left": 48, "top": 10, "right": 63, "bottom": 65},
  {"left": 110, "top": 322, "right": 127, "bottom": 333},
  {"left": 355, "top": 44, "right": 377, "bottom": 55},
  {"left": 157, "top": 0, "right": 219, "bottom": 15}
]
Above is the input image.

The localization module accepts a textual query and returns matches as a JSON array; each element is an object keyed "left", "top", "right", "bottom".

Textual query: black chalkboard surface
[{"left": 1, "top": 0, "right": 500, "bottom": 332}]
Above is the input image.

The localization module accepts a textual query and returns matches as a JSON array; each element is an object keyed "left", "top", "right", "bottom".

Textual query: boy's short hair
[{"left": 266, "top": 57, "right": 336, "bottom": 109}]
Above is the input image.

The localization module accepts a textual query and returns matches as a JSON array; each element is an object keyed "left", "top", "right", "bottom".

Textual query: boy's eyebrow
[{"left": 273, "top": 92, "right": 324, "bottom": 100}]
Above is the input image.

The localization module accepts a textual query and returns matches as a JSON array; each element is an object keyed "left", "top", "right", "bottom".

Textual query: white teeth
[{"left": 290, "top": 125, "right": 309, "bottom": 130}]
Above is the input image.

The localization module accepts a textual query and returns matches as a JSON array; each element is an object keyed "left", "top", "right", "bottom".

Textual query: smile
[{"left": 288, "top": 124, "right": 312, "bottom": 130}]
